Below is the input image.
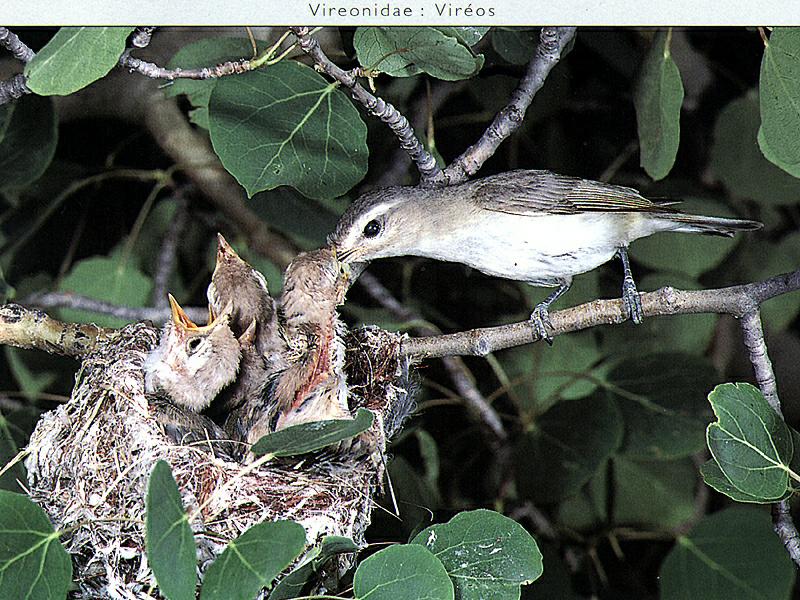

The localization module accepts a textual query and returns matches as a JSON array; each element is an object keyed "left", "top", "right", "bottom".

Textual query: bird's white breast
[{"left": 415, "top": 212, "right": 643, "bottom": 286}]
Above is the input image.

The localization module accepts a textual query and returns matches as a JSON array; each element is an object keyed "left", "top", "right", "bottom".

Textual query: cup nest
[{"left": 24, "top": 321, "right": 413, "bottom": 599}]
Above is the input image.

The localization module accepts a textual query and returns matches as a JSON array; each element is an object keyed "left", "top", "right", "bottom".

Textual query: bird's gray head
[
  {"left": 144, "top": 295, "right": 241, "bottom": 412},
  {"left": 328, "top": 186, "right": 426, "bottom": 263}
]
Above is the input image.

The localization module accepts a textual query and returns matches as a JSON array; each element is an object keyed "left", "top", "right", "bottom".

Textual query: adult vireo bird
[{"left": 329, "top": 169, "right": 762, "bottom": 340}]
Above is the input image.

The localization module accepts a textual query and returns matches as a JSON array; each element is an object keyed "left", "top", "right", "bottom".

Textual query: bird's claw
[
  {"left": 622, "top": 276, "right": 643, "bottom": 324},
  {"left": 530, "top": 304, "right": 554, "bottom": 345}
]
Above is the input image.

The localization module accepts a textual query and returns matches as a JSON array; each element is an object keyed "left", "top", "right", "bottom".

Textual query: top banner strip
[{"left": 3, "top": 0, "right": 800, "bottom": 26}]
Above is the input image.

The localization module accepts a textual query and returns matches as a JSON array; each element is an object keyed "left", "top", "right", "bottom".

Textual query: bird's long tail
[{"left": 658, "top": 213, "right": 763, "bottom": 237}]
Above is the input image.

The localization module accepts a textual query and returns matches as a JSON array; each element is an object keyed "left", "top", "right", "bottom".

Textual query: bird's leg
[
  {"left": 529, "top": 280, "right": 571, "bottom": 344},
  {"left": 617, "top": 246, "right": 643, "bottom": 324}
]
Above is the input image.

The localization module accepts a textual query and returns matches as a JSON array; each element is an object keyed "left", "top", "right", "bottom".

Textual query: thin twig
[
  {"left": 0, "top": 28, "right": 33, "bottom": 106},
  {"left": 0, "top": 73, "right": 30, "bottom": 104},
  {"left": 151, "top": 195, "right": 189, "bottom": 308},
  {"left": 0, "top": 27, "right": 34, "bottom": 63},
  {"left": 22, "top": 292, "right": 207, "bottom": 324},
  {"left": 0, "top": 303, "right": 110, "bottom": 357},
  {"left": 131, "top": 27, "right": 156, "bottom": 49},
  {"left": 443, "top": 27, "right": 577, "bottom": 184},
  {"left": 119, "top": 50, "right": 254, "bottom": 80},
  {"left": 400, "top": 270, "right": 800, "bottom": 360},
  {"left": 358, "top": 272, "right": 507, "bottom": 442},
  {"left": 375, "top": 79, "right": 467, "bottom": 188},
  {"left": 740, "top": 310, "right": 800, "bottom": 567},
  {"left": 740, "top": 311, "right": 779, "bottom": 412},
  {"left": 291, "top": 26, "right": 445, "bottom": 186}
]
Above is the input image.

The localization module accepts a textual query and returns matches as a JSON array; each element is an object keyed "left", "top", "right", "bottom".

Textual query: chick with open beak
[
  {"left": 207, "top": 233, "right": 280, "bottom": 357},
  {"left": 143, "top": 294, "right": 241, "bottom": 413},
  {"left": 245, "top": 248, "right": 352, "bottom": 443}
]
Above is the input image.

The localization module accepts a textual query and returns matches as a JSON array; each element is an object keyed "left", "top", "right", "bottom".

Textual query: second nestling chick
[
  {"left": 206, "top": 235, "right": 286, "bottom": 430},
  {"left": 245, "top": 248, "right": 352, "bottom": 445},
  {"left": 144, "top": 294, "right": 241, "bottom": 413}
]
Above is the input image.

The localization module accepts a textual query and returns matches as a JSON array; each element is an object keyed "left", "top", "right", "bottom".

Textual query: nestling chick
[
  {"left": 207, "top": 233, "right": 280, "bottom": 357},
  {"left": 149, "top": 396, "right": 236, "bottom": 460},
  {"left": 247, "top": 248, "right": 352, "bottom": 443},
  {"left": 222, "top": 318, "right": 273, "bottom": 440},
  {"left": 144, "top": 294, "right": 241, "bottom": 413}
]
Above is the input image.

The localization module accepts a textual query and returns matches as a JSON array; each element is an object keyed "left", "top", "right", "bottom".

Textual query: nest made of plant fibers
[{"left": 24, "top": 321, "right": 413, "bottom": 599}]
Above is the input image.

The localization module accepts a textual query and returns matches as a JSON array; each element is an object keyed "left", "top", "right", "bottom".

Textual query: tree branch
[
  {"left": 443, "top": 27, "right": 577, "bottom": 184},
  {"left": 119, "top": 50, "right": 254, "bottom": 81},
  {"left": 131, "top": 27, "right": 156, "bottom": 49},
  {"left": 23, "top": 292, "right": 207, "bottom": 324},
  {"left": 291, "top": 26, "right": 446, "bottom": 186},
  {"left": 0, "top": 27, "right": 34, "bottom": 63},
  {"left": 0, "top": 73, "right": 29, "bottom": 104},
  {"left": 0, "top": 304, "right": 110, "bottom": 357},
  {"left": 151, "top": 195, "right": 189, "bottom": 308},
  {"left": 400, "top": 270, "right": 800, "bottom": 360},
  {"left": 740, "top": 310, "right": 800, "bottom": 567},
  {"left": 358, "top": 272, "right": 507, "bottom": 442}
]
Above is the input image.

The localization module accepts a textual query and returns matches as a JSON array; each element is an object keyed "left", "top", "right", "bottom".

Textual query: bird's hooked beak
[{"left": 168, "top": 294, "right": 233, "bottom": 333}]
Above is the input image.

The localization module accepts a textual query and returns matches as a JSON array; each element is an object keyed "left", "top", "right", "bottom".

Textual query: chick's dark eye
[
  {"left": 186, "top": 338, "right": 202, "bottom": 354},
  {"left": 363, "top": 219, "right": 382, "bottom": 238}
]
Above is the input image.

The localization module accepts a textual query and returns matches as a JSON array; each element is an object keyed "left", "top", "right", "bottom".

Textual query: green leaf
[
  {"left": 660, "top": 506, "right": 796, "bottom": 600},
  {"left": 251, "top": 408, "right": 374, "bottom": 457},
  {"left": 710, "top": 91, "right": 800, "bottom": 205},
  {"left": 200, "top": 521, "right": 306, "bottom": 600},
  {"left": 515, "top": 395, "right": 623, "bottom": 503},
  {"left": 58, "top": 254, "right": 152, "bottom": 328},
  {"left": 353, "top": 544, "right": 454, "bottom": 600},
  {"left": 435, "top": 27, "right": 490, "bottom": 46},
  {"left": 25, "top": 27, "right": 135, "bottom": 95},
  {"left": 416, "top": 429, "right": 441, "bottom": 493},
  {"left": 759, "top": 28, "right": 800, "bottom": 175},
  {"left": 0, "top": 263, "right": 12, "bottom": 302},
  {"left": 491, "top": 29, "right": 539, "bottom": 65},
  {"left": 741, "top": 235, "right": 800, "bottom": 331},
  {"left": 758, "top": 125, "right": 800, "bottom": 178},
  {"left": 630, "top": 197, "right": 745, "bottom": 279},
  {"left": 412, "top": 509, "right": 543, "bottom": 600},
  {"left": 634, "top": 29, "right": 684, "bottom": 180},
  {"left": 146, "top": 460, "right": 197, "bottom": 600},
  {"left": 605, "top": 353, "right": 718, "bottom": 460},
  {"left": 353, "top": 27, "right": 484, "bottom": 80},
  {"left": 502, "top": 324, "right": 602, "bottom": 415},
  {"left": 4, "top": 347, "right": 57, "bottom": 400},
  {"left": 208, "top": 60, "right": 368, "bottom": 199},
  {"left": 700, "top": 458, "right": 792, "bottom": 503},
  {"left": 0, "top": 95, "right": 58, "bottom": 193},
  {"left": 269, "top": 535, "right": 359, "bottom": 600},
  {"left": 0, "top": 415, "right": 26, "bottom": 493},
  {"left": 250, "top": 187, "right": 340, "bottom": 252},
  {"left": 0, "top": 490, "right": 72, "bottom": 600},
  {"left": 386, "top": 456, "right": 441, "bottom": 539},
  {"left": 612, "top": 456, "right": 697, "bottom": 529},
  {"left": 165, "top": 37, "right": 260, "bottom": 130},
  {"left": 558, "top": 456, "right": 697, "bottom": 531},
  {"left": 706, "top": 383, "right": 795, "bottom": 502}
]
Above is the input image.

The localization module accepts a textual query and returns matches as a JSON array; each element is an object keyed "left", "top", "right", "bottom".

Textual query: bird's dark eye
[
  {"left": 186, "top": 338, "right": 202, "bottom": 354},
  {"left": 363, "top": 219, "right": 382, "bottom": 238}
]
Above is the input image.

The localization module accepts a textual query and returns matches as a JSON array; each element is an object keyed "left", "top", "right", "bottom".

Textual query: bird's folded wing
[{"left": 474, "top": 170, "right": 679, "bottom": 216}]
